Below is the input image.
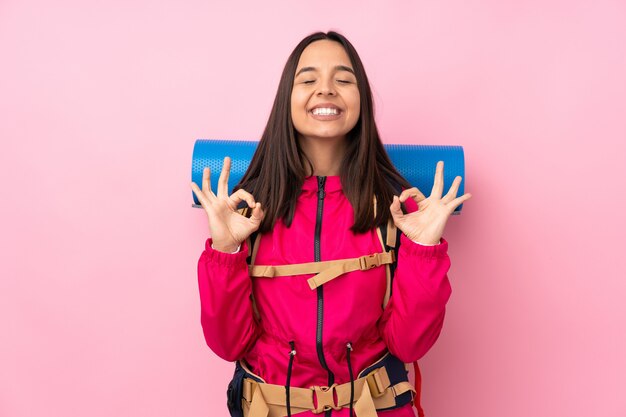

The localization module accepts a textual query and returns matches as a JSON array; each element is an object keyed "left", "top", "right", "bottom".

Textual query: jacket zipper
[{"left": 315, "top": 176, "right": 335, "bottom": 396}]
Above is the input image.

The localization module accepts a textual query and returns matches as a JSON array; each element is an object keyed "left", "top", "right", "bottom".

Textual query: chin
[{"left": 309, "top": 134, "right": 348, "bottom": 141}]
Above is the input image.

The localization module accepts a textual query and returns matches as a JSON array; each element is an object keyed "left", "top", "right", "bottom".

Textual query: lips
[{"left": 309, "top": 103, "right": 343, "bottom": 113}]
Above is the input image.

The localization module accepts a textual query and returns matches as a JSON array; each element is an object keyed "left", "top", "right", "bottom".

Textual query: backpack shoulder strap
[
  {"left": 378, "top": 219, "right": 403, "bottom": 310},
  {"left": 377, "top": 180, "right": 406, "bottom": 310},
  {"left": 377, "top": 182, "right": 426, "bottom": 417},
  {"left": 236, "top": 204, "right": 262, "bottom": 321}
]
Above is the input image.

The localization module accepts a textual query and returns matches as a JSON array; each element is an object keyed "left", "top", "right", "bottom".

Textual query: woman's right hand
[{"left": 190, "top": 156, "right": 265, "bottom": 253}]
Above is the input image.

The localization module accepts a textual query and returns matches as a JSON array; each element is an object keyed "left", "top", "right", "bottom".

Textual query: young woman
[{"left": 191, "top": 31, "right": 471, "bottom": 417}]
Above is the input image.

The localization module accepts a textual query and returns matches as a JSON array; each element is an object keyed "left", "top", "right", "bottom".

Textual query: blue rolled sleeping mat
[{"left": 191, "top": 139, "right": 465, "bottom": 214}]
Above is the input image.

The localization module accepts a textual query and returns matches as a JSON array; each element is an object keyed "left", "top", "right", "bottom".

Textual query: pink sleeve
[
  {"left": 197, "top": 237, "right": 261, "bottom": 361},
  {"left": 377, "top": 196, "right": 452, "bottom": 363}
]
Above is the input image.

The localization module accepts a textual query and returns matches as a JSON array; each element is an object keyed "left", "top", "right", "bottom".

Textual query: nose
[{"left": 316, "top": 76, "right": 336, "bottom": 96}]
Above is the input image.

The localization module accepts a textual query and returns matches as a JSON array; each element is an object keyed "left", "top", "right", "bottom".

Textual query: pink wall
[{"left": 1, "top": 1, "right": 625, "bottom": 416}]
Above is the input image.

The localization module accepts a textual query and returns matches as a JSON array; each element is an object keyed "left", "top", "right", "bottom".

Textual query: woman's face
[{"left": 290, "top": 39, "right": 360, "bottom": 144}]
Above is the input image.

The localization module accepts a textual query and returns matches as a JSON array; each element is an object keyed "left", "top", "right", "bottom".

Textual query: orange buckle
[
  {"left": 358, "top": 253, "right": 380, "bottom": 270},
  {"left": 366, "top": 371, "right": 386, "bottom": 398},
  {"left": 311, "top": 383, "right": 341, "bottom": 414}
]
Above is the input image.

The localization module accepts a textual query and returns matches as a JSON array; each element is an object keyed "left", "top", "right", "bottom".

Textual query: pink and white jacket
[{"left": 197, "top": 175, "right": 452, "bottom": 416}]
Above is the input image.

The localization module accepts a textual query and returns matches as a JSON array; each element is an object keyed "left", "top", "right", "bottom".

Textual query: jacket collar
[{"left": 301, "top": 175, "right": 342, "bottom": 192}]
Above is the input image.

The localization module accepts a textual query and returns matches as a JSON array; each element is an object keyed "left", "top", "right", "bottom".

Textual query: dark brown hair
[{"left": 234, "top": 30, "right": 411, "bottom": 234}]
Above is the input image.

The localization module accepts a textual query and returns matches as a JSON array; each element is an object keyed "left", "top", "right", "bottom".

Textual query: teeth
[{"left": 312, "top": 107, "right": 339, "bottom": 115}]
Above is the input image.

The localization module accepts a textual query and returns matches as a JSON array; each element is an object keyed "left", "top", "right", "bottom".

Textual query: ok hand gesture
[
  {"left": 390, "top": 161, "right": 472, "bottom": 245},
  {"left": 190, "top": 157, "right": 265, "bottom": 253}
]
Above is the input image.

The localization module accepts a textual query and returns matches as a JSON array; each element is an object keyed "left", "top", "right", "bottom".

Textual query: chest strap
[
  {"left": 241, "top": 365, "right": 414, "bottom": 417},
  {"left": 248, "top": 250, "right": 395, "bottom": 290}
]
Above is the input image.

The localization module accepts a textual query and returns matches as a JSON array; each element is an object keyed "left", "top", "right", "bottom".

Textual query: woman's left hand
[{"left": 390, "top": 161, "right": 472, "bottom": 245}]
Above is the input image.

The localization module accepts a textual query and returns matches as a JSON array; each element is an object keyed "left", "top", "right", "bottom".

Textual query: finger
[
  {"left": 202, "top": 167, "right": 215, "bottom": 197},
  {"left": 389, "top": 195, "right": 404, "bottom": 219},
  {"left": 447, "top": 192, "right": 472, "bottom": 211},
  {"left": 398, "top": 187, "right": 426, "bottom": 204},
  {"left": 442, "top": 176, "right": 462, "bottom": 204},
  {"left": 191, "top": 181, "right": 212, "bottom": 207},
  {"left": 217, "top": 156, "right": 231, "bottom": 198},
  {"left": 249, "top": 202, "right": 265, "bottom": 224},
  {"left": 230, "top": 188, "right": 256, "bottom": 209},
  {"left": 430, "top": 161, "right": 444, "bottom": 200}
]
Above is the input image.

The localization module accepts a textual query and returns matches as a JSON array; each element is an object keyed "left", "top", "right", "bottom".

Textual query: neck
[{"left": 298, "top": 134, "right": 347, "bottom": 176}]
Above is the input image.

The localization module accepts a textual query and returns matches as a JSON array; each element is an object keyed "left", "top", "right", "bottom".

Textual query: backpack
[{"left": 231, "top": 184, "right": 426, "bottom": 417}]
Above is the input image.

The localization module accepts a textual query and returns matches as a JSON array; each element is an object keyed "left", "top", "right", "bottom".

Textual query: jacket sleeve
[
  {"left": 377, "top": 199, "right": 453, "bottom": 363},
  {"left": 197, "top": 237, "right": 262, "bottom": 361}
]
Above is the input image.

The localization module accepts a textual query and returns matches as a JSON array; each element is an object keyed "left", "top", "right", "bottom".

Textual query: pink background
[{"left": 1, "top": 1, "right": 625, "bottom": 416}]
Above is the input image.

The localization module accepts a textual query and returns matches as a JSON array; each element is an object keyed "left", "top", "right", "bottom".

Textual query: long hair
[{"left": 234, "top": 31, "right": 411, "bottom": 234}]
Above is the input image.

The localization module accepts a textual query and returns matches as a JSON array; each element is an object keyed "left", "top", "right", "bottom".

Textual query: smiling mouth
[
  {"left": 309, "top": 107, "right": 343, "bottom": 120},
  {"left": 311, "top": 107, "right": 340, "bottom": 116}
]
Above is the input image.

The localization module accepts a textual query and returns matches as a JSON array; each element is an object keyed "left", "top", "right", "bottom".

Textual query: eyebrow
[{"left": 295, "top": 65, "right": 355, "bottom": 77}]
